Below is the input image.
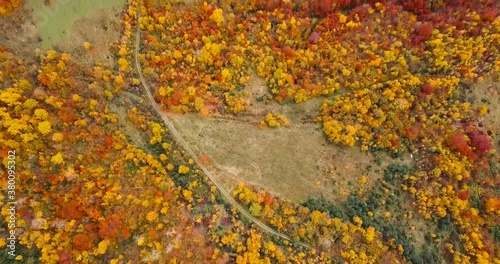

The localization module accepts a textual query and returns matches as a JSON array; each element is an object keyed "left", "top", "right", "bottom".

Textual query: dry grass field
[
  {"left": 0, "top": 0, "right": 124, "bottom": 66},
  {"left": 54, "top": 7, "right": 123, "bottom": 67},
  {"left": 464, "top": 79, "right": 500, "bottom": 173},
  {"left": 168, "top": 75, "right": 413, "bottom": 203},
  {"left": 0, "top": 5, "right": 39, "bottom": 61}
]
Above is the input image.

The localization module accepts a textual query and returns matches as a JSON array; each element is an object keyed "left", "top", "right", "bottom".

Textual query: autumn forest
[{"left": 0, "top": 0, "right": 499, "bottom": 263}]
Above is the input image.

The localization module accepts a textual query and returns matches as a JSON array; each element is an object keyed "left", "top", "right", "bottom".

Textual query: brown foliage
[
  {"left": 420, "top": 82, "right": 434, "bottom": 95},
  {"left": 56, "top": 201, "right": 86, "bottom": 220},
  {"left": 98, "top": 214, "right": 130, "bottom": 241},
  {"left": 72, "top": 233, "right": 95, "bottom": 251}
]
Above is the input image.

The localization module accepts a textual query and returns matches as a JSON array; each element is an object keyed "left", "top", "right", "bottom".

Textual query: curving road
[{"left": 133, "top": 1, "right": 313, "bottom": 250}]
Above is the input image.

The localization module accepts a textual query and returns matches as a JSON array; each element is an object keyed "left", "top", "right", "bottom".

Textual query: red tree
[
  {"left": 469, "top": 132, "right": 492, "bottom": 155},
  {"left": 447, "top": 131, "right": 477, "bottom": 160}
]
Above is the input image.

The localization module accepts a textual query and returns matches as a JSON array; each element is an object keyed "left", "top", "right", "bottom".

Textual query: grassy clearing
[
  {"left": 168, "top": 76, "right": 412, "bottom": 204},
  {"left": 54, "top": 6, "right": 124, "bottom": 67},
  {"left": 460, "top": 79, "right": 499, "bottom": 172},
  {"left": 26, "top": 0, "right": 126, "bottom": 49},
  {"left": 1, "top": 0, "right": 125, "bottom": 66},
  {"left": 468, "top": 79, "right": 499, "bottom": 151}
]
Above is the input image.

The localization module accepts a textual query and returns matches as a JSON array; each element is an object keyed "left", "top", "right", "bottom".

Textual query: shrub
[
  {"left": 469, "top": 132, "right": 492, "bottom": 155},
  {"left": 446, "top": 131, "right": 476, "bottom": 159},
  {"left": 384, "top": 164, "right": 411, "bottom": 182},
  {"left": 492, "top": 225, "right": 500, "bottom": 243},
  {"left": 421, "top": 82, "right": 434, "bottom": 95},
  {"left": 302, "top": 197, "right": 347, "bottom": 219}
]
